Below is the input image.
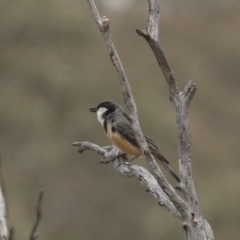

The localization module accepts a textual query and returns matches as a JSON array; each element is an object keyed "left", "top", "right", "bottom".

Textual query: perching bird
[{"left": 89, "top": 101, "right": 180, "bottom": 183}]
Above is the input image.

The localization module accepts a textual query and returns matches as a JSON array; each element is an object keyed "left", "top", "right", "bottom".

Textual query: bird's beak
[{"left": 89, "top": 107, "right": 98, "bottom": 113}]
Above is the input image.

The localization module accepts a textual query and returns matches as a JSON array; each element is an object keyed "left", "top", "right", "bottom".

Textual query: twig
[
  {"left": 72, "top": 142, "right": 117, "bottom": 163},
  {"left": 28, "top": 191, "right": 43, "bottom": 240},
  {"left": 8, "top": 227, "right": 14, "bottom": 240}
]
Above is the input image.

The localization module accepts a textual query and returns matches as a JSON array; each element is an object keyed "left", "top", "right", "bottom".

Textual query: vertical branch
[
  {"left": 0, "top": 187, "right": 8, "bottom": 240},
  {"left": 86, "top": 0, "right": 147, "bottom": 154},
  {"left": 147, "top": 0, "right": 160, "bottom": 40},
  {"left": 87, "top": 0, "right": 136, "bottom": 114},
  {"left": 136, "top": 1, "right": 215, "bottom": 239},
  {"left": 0, "top": 152, "right": 9, "bottom": 240},
  {"left": 136, "top": 0, "right": 198, "bottom": 213},
  {"left": 177, "top": 82, "right": 197, "bottom": 212}
]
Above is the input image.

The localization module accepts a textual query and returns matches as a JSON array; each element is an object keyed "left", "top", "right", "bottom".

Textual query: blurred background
[{"left": 0, "top": 0, "right": 240, "bottom": 239}]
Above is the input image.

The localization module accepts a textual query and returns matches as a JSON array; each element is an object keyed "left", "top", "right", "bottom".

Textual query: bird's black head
[{"left": 89, "top": 101, "right": 117, "bottom": 113}]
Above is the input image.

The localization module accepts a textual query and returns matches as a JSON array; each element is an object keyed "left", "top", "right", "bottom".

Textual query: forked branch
[
  {"left": 136, "top": 1, "right": 214, "bottom": 239},
  {"left": 86, "top": 0, "right": 187, "bottom": 218},
  {"left": 79, "top": 1, "right": 214, "bottom": 239},
  {"left": 136, "top": 0, "right": 198, "bottom": 212}
]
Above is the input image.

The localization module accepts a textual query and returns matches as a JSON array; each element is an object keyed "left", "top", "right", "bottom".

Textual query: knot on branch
[
  {"left": 182, "top": 81, "right": 196, "bottom": 106},
  {"left": 191, "top": 213, "right": 198, "bottom": 226},
  {"left": 102, "top": 16, "right": 110, "bottom": 28},
  {"left": 144, "top": 146, "right": 150, "bottom": 154},
  {"left": 72, "top": 141, "right": 122, "bottom": 163},
  {"left": 136, "top": 28, "right": 150, "bottom": 40},
  {"left": 72, "top": 141, "right": 92, "bottom": 154}
]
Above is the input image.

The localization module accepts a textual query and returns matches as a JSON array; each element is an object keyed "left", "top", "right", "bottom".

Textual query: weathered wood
[
  {"left": 74, "top": 1, "right": 215, "bottom": 239},
  {"left": 0, "top": 188, "right": 8, "bottom": 240},
  {"left": 136, "top": 0, "right": 214, "bottom": 239},
  {"left": 86, "top": 0, "right": 187, "bottom": 217},
  {"left": 73, "top": 142, "right": 181, "bottom": 218}
]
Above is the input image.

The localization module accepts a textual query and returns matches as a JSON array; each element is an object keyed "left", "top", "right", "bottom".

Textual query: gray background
[{"left": 1, "top": 0, "right": 240, "bottom": 239}]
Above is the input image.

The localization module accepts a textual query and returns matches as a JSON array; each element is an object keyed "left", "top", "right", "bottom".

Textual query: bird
[{"left": 89, "top": 101, "right": 180, "bottom": 183}]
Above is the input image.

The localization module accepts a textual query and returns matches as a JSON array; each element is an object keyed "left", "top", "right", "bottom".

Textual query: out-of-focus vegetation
[{"left": 1, "top": 0, "right": 240, "bottom": 239}]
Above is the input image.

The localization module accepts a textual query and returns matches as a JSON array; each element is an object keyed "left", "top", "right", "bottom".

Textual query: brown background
[{"left": 1, "top": 0, "right": 240, "bottom": 239}]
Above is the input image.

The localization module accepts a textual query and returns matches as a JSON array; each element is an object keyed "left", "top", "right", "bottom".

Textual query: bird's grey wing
[
  {"left": 112, "top": 113, "right": 163, "bottom": 154},
  {"left": 112, "top": 114, "right": 140, "bottom": 148},
  {"left": 113, "top": 113, "right": 180, "bottom": 182}
]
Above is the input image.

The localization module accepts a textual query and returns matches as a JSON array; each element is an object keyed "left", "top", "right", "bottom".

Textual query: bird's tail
[{"left": 152, "top": 151, "right": 181, "bottom": 183}]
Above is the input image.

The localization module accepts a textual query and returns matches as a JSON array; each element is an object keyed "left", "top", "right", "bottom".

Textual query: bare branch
[
  {"left": 182, "top": 80, "right": 197, "bottom": 107},
  {"left": 138, "top": 10, "right": 199, "bottom": 214},
  {"left": 113, "top": 158, "right": 181, "bottom": 218},
  {"left": 28, "top": 191, "right": 43, "bottom": 240},
  {"left": 73, "top": 141, "right": 181, "bottom": 218},
  {"left": 72, "top": 142, "right": 120, "bottom": 163},
  {"left": 84, "top": 0, "right": 214, "bottom": 239},
  {"left": 86, "top": 0, "right": 102, "bottom": 25},
  {"left": 0, "top": 153, "right": 8, "bottom": 218},
  {"left": 136, "top": 0, "right": 178, "bottom": 94},
  {"left": 87, "top": 0, "right": 136, "bottom": 115},
  {"left": 0, "top": 188, "right": 8, "bottom": 240},
  {"left": 136, "top": 1, "right": 214, "bottom": 239},
  {"left": 136, "top": 29, "right": 178, "bottom": 100},
  {"left": 137, "top": 0, "right": 198, "bottom": 209},
  {"left": 86, "top": 0, "right": 189, "bottom": 219},
  {"left": 0, "top": 153, "right": 10, "bottom": 240},
  {"left": 147, "top": 0, "right": 160, "bottom": 40},
  {"left": 86, "top": 1, "right": 152, "bottom": 174},
  {"left": 8, "top": 228, "right": 14, "bottom": 240},
  {"left": 87, "top": 0, "right": 150, "bottom": 159}
]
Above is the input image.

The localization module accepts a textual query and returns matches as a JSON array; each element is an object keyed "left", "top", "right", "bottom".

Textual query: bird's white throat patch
[{"left": 96, "top": 107, "right": 108, "bottom": 126}]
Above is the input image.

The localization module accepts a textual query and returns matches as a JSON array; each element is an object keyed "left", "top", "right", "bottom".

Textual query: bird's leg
[
  {"left": 99, "top": 153, "right": 127, "bottom": 164},
  {"left": 128, "top": 156, "right": 140, "bottom": 162},
  {"left": 112, "top": 153, "right": 127, "bottom": 161}
]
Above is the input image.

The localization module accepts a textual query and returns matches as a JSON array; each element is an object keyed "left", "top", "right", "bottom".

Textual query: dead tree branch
[
  {"left": 86, "top": 0, "right": 187, "bottom": 218},
  {"left": 0, "top": 153, "right": 9, "bottom": 240},
  {"left": 28, "top": 191, "right": 43, "bottom": 240},
  {"left": 0, "top": 187, "right": 8, "bottom": 240},
  {"left": 137, "top": 0, "right": 197, "bottom": 211},
  {"left": 77, "top": 1, "right": 214, "bottom": 240},
  {"left": 113, "top": 158, "right": 181, "bottom": 218},
  {"left": 136, "top": 0, "right": 213, "bottom": 239},
  {"left": 73, "top": 142, "right": 181, "bottom": 218}
]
